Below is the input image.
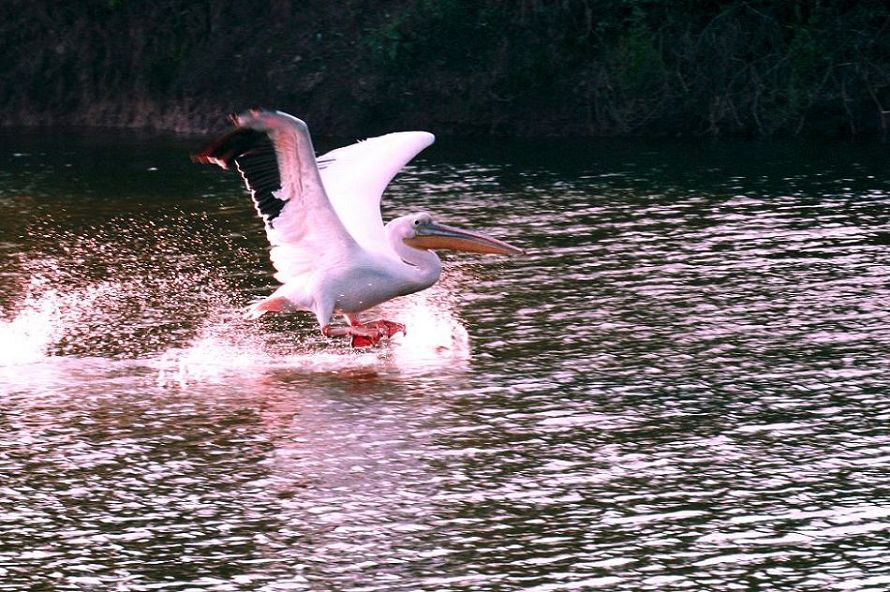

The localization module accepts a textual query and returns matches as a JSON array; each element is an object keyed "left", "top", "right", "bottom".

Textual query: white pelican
[{"left": 192, "top": 109, "right": 523, "bottom": 347}]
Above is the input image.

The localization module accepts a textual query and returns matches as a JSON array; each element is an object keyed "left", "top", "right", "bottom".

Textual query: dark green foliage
[{"left": 2, "top": 0, "right": 890, "bottom": 137}]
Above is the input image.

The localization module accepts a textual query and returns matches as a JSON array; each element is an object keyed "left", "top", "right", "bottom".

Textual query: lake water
[{"left": 1, "top": 129, "right": 888, "bottom": 591}]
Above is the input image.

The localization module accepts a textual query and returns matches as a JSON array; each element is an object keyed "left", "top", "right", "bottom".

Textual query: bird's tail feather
[{"left": 244, "top": 295, "right": 286, "bottom": 320}]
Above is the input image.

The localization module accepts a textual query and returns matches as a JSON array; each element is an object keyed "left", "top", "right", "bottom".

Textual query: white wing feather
[
  {"left": 229, "top": 110, "right": 359, "bottom": 283},
  {"left": 317, "top": 131, "right": 435, "bottom": 253},
  {"left": 195, "top": 111, "right": 434, "bottom": 286}
]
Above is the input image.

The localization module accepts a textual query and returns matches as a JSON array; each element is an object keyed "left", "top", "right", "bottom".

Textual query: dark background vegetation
[{"left": 3, "top": 0, "right": 890, "bottom": 137}]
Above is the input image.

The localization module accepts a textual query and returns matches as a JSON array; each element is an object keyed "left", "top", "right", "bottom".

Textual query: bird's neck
[{"left": 388, "top": 232, "right": 442, "bottom": 290}]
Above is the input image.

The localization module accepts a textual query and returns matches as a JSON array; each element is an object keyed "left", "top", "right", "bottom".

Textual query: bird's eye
[{"left": 414, "top": 219, "right": 421, "bottom": 226}]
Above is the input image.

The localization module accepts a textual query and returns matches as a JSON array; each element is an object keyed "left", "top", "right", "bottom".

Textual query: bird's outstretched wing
[
  {"left": 317, "top": 131, "right": 435, "bottom": 253},
  {"left": 193, "top": 109, "right": 358, "bottom": 282}
]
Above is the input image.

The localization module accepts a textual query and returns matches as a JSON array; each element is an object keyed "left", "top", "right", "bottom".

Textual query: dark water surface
[{"left": 1, "top": 130, "right": 888, "bottom": 591}]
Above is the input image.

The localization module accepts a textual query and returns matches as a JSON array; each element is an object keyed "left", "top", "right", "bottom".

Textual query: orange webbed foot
[{"left": 322, "top": 320, "right": 406, "bottom": 348}]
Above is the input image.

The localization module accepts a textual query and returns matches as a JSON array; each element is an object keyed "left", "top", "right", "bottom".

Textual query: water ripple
[{"left": 1, "top": 134, "right": 889, "bottom": 590}]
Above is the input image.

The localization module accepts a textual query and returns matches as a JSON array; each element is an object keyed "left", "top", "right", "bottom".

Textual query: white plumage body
[{"left": 193, "top": 109, "right": 522, "bottom": 345}]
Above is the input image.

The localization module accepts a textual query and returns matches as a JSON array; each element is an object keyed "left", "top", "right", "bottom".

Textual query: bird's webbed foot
[
  {"left": 355, "top": 320, "right": 406, "bottom": 347},
  {"left": 322, "top": 320, "right": 406, "bottom": 348}
]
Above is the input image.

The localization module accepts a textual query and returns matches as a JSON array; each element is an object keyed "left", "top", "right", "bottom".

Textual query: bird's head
[{"left": 397, "top": 212, "right": 525, "bottom": 256}]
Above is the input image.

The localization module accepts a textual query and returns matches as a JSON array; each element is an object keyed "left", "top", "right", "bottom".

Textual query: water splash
[
  {"left": 1, "top": 265, "right": 472, "bottom": 388},
  {"left": 0, "top": 287, "right": 61, "bottom": 365},
  {"left": 385, "top": 288, "right": 471, "bottom": 368},
  {"left": 153, "top": 289, "right": 472, "bottom": 387},
  {"left": 155, "top": 334, "right": 271, "bottom": 388},
  {"left": 0, "top": 275, "right": 118, "bottom": 366}
]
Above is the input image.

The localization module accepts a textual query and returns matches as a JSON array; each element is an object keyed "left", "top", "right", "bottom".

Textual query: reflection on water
[{"left": 1, "top": 130, "right": 889, "bottom": 590}]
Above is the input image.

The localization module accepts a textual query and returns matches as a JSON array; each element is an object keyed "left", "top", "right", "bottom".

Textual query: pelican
[{"left": 192, "top": 109, "right": 523, "bottom": 347}]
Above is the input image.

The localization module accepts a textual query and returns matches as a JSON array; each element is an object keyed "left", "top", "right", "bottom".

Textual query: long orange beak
[{"left": 404, "top": 222, "right": 525, "bottom": 255}]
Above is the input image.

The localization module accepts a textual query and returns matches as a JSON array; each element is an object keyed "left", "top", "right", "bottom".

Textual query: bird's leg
[{"left": 321, "top": 316, "right": 406, "bottom": 348}]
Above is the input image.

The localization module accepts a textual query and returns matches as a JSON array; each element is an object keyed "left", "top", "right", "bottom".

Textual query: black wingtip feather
[
  {"left": 192, "top": 126, "right": 286, "bottom": 227},
  {"left": 191, "top": 128, "right": 269, "bottom": 170}
]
